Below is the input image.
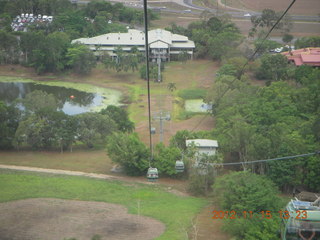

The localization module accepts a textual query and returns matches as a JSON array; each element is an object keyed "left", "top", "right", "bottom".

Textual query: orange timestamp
[{"left": 212, "top": 210, "right": 308, "bottom": 220}]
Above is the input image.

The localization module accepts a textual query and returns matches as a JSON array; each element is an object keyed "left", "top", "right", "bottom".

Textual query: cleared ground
[{"left": 0, "top": 198, "right": 165, "bottom": 240}]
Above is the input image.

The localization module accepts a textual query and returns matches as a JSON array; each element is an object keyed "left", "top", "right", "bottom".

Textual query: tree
[
  {"left": 51, "top": 9, "right": 90, "bottom": 39},
  {"left": 20, "top": 31, "right": 45, "bottom": 65},
  {"left": 100, "top": 105, "right": 134, "bottom": 133},
  {"left": 255, "top": 54, "right": 289, "bottom": 81},
  {"left": 14, "top": 111, "right": 47, "bottom": 149},
  {"left": 253, "top": 39, "right": 281, "bottom": 55},
  {"left": 153, "top": 143, "right": 181, "bottom": 176},
  {"left": 75, "top": 112, "right": 117, "bottom": 148},
  {"left": 188, "top": 153, "right": 223, "bottom": 196},
  {"left": 282, "top": 33, "right": 294, "bottom": 45},
  {"left": 167, "top": 82, "right": 176, "bottom": 92},
  {"left": 188, "top": 17, "right": 243, "bottom": 60},
  {"left": 23, "top": 90, "right": 59, "bottom": 114},
  {"left": 250, "top": 9, "right": 292, "bottom": 37},
  {"left": 295, "top": 36, "right": 320, "bottom": 48},
  {"left": 213, "top": 172, "right": 283, "bottom": 239},
  {"left": 106, "top": 132, "right": 149, "bottom": 176},
  {"left": 0, "top": 30, "right": 19, "bottom": 64},
  {"left": 165, "top": 22, "right": 187, "bottom": 35},
  {"left": 139, "top": 63, "right": 158, "bottom": 81},
  {"left": 14, "top": 108, "right": 75, "bottom": 150},
  {"left": 216, "top": 64, "right": 238, "bottom": 77},
  {"left": 178, "top": 50, "right": 188, "bottom": 63},
  {"left": 31, "top": 32, "right": 70, "bottom": 73},
  {"left": 0, "top": 101, "right": 20, "bottom": 149},
  {"left": 66, "top": 44, "right": 96, "bottom": 75},
  {"left": 43, "top": 31, "right": 70, "bottom": 72}
]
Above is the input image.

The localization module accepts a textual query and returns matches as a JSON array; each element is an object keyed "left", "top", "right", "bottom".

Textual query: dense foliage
[
  {"left": 213, "top": 171, "right": 283, "bottom": 240},
  {"left": 189, "top": 17, "right": 243, "bottom": 60},
  {"left": 0, "top": 0, "right": 158, "bottom": 73},
  {"left": 249, "top": 8, "right": 292, "bottom": 37},
  {"left": 0, "top": 91, "right": 133, "bottom": 151},
  {"left": 100, "top": 105, "right": 134, "bottom": 133},
  {"left": 208, "top": 60, "right": 320, "bottom": 192},
  {"left": 166, "top": 16, "right": 243, "bottom": 60},
  {"left": 295, "top": 36, "right": 320, "bottom": 49},
  {"left": 106, "top": 132, "right": 149, "bottom": 176}
]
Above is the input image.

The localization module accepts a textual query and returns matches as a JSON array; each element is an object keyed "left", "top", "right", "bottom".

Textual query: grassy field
[
  {"left": 0, "top": 170, "right": 208, "bottom": 239},
  {"left": 0, "top": 150, "right": 113, "bottom": 174}
]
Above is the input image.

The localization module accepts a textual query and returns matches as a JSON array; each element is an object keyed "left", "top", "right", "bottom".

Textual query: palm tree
[{"left": 167, "top": 82, "right": 177, "bottom": 92}]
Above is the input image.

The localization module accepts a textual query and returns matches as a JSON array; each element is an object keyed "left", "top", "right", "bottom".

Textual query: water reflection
[{"left": 0, "top": 82, "right": 103, "bottom": 115}]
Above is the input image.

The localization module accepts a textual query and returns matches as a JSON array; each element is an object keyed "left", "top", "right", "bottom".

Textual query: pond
[
  {"left": 0, "top": 78, "right": 122, "bottom": 115},
  {"left": 185, "top": 99, "right": 212, "bottom": 113}
]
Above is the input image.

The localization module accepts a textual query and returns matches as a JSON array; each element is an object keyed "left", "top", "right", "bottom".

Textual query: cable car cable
[
  {"left": 143, "top": 0, "right": 153, "bottom": 166},
  {"left": 237, "top": 0, "right": 296, "bottom": 79},
  {"left": 143, "top": 0, "right": 159, "bottom": 181},
  {"left": 212, "top": 150, "right": 320, "bottom": 166},
  {"left": 214, "top": 0, "right": 296, "bottom": 109}
]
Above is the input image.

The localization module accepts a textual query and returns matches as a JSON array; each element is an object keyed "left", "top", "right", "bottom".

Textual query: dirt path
[
  {"left": 0, "top": 198, "right": 165, "bottom": 240},
  {"left": 191, "top": 205, "right": 231, "bottom": 240}
]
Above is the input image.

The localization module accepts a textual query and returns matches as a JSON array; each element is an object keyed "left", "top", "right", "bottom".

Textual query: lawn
[
  {"left": 0, "top": 150, "right": 113, "bottom": 174},
  {"left": 0, "top": 170, "right": 208, "bottom": 240}
]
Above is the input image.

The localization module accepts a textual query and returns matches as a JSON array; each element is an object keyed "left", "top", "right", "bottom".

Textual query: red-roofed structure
[{"left": 281, "top": 47, "right": 320, "bottom": 67}]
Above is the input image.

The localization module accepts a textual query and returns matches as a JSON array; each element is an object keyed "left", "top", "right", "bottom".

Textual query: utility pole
[
  {"left": 157, "top": 57, "right": 161, "bottom": 82},
  {"left": 153, "top": 111, "right": 170, "bottom": 143}
]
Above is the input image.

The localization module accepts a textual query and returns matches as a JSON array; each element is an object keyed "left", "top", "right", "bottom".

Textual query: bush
[
  {"left": 187, "top": 169, "right": 215, "bottom": 196},
  {"left": 187, "top": 154, "right": 223, "bottom": 196},
  {"left": 213, "top": 171, "right": 284, "bottom": 239},
  {"left": 153, "top": 143, "right": 181, "bottom": 176},
  {"left": 106, "top": 132, "right": 149, "bottom": 176},
  {"left": 100, "top": 105, "right": 134, "bottom": 133},
  {"left": 213, "top": 171, "right": 283, "bottom": 212},
  {"left": 222, "top": 215, "right": 280, "bottom": 240}
]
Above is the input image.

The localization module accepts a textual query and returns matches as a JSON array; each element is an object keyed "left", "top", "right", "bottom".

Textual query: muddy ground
[{"left": 0, "top": 198, "right": 165, "bottom": 240}]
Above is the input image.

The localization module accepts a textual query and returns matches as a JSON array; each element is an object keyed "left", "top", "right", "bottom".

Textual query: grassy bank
[
  {"left": 0, "top": 170, "right": 207, "bottom": 239},
  {"left": 0, "top": 150, "right": 113, "bottom": 174}
]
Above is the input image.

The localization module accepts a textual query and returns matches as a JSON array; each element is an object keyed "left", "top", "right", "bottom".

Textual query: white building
[
  {"left": 186, "top": 139, "right": 218, "bottom": 166},
  {"left": 71, "top": 29, "right": 195, "bottom": 61},
  {"left": 186, "top": 139, "right": 218, "bottom": 155}
]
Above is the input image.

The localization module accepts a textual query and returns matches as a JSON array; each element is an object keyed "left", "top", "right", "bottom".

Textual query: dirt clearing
[{"left": 0, "top": 198, "right": 165, "bottom": 240}]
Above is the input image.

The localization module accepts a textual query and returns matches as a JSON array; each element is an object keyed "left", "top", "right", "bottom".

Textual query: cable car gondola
[
  {"left": 175, "top": 160, "right": 185, "bottom": 173},
  {"left": 280, "top": 194, "right": 320, "bottom": 240},
  {"left": 147, "top": 167, "right": 158, "bottom": 182}
]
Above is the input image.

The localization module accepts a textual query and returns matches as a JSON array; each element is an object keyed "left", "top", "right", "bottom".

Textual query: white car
[{"left": 244, "top": 13, "right": 251, "bottom": 17}]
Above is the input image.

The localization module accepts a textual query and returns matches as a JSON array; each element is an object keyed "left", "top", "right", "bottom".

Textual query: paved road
[{"left": 73, "top": 0, "right": 320, "bottom": 22}]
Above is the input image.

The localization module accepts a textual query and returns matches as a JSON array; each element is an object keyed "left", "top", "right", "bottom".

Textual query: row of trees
[
  {"left": 0, "top": 0, "right": 159, "bottom": 73},
  {"left": 0, "top": 30, "right": 97, "bottom": 74},
  {"left": 166, "top": 16, "right": 243, "bottom": 60},
  {"left": 0, "top": 90, "right": 134, "bottom": 151}
]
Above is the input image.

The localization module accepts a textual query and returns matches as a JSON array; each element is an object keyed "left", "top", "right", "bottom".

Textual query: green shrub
[
  {"left": 153, "top": 143, "right": 181, "bottom": 176},
  {"left": 106, "top": 132, "right": 149, "bottom": 176},
  {"left": 213, "top": 171, "right": 283, "bottom": 212},
  {"left": 213, "top": 171, "right": 284, "bottom": 239}
]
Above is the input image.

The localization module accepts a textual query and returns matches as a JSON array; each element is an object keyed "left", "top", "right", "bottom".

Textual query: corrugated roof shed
[{"left": 186, "top": 139, "right": 218, "bottom": 148}]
